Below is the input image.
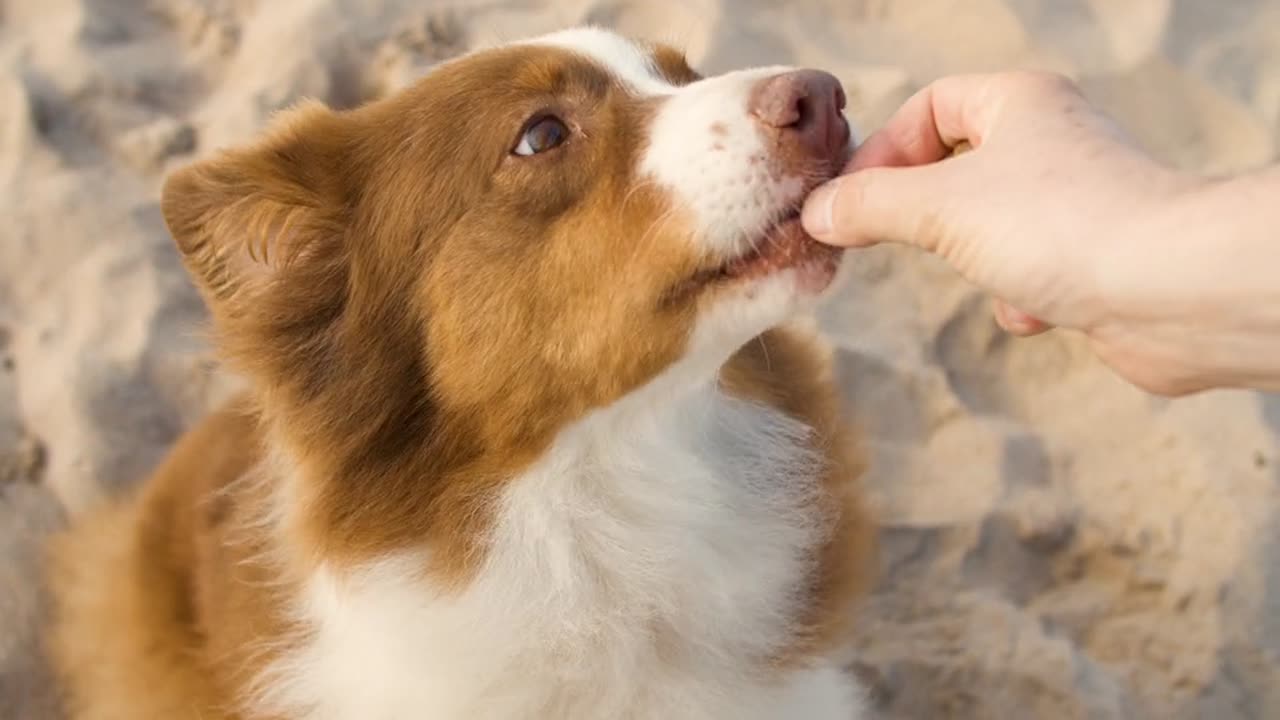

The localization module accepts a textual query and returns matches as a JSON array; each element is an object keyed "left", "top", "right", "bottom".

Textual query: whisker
[
  {"left": 620, "top": 176, "right": 665, "bottom": 212},
  {"left": 757, "top": 334, "right": 773, "bottom": 372},
  {"left": 635, "top": 204, "right": 686, "bottom": 257}
]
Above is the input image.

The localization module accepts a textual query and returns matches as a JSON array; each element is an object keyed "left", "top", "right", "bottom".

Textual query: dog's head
[{"left": 162, "top": 27, "right": 854, "bottom": 564}]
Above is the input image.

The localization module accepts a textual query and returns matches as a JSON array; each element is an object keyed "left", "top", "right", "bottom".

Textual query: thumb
[{"left": 801, "top": 163, "right": 962, "bottom": 250}]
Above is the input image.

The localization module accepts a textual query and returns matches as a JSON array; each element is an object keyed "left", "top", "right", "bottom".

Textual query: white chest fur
[{"left": 254, "top": 383, "right": 865, "bottom": 720}]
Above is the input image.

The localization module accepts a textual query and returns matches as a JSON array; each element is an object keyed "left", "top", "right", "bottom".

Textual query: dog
[{"left": 46, "top": 27, "right": 877, "bottom": 719}]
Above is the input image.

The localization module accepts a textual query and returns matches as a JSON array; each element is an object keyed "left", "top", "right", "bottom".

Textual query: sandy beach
[{"left": 3, "top": 1, "right": 1279, "bottom": 717}]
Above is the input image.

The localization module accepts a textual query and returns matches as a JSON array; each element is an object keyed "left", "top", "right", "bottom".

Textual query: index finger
[{"left": 848, "top": 73, "right": 1002, "bottom": 172}]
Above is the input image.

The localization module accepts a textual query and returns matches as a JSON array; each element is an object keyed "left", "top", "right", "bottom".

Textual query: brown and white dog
[{"left": 46, "top": 27, "right": 877, "bottom": 719}]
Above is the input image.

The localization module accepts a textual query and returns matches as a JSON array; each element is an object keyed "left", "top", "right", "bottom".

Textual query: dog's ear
[{"left": 161, "top": 101, "right": 352, "bottom": 311}]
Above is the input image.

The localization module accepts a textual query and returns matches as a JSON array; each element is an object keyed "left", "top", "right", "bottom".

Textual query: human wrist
[
  {"left": 1088, "top": 164, "right": 1206, "bottom": 328},
  {"left": 1084, "top": 167, "right": 1214, "bottom": 392},
  {"left": 1094, "top": 166, "right": 1280, "bottom": 393},
  {"left": 1176, "top": 167, "right": 1280, "bottom": 392}
]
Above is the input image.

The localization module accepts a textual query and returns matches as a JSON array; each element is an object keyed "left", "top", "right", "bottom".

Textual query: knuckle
[
  {"left": 912, "top": 204, "right": 950, "bottom": 253},
  {"left": 1004, "top": 71, "right": 1081, "bottom": 101},
  {"left": 1137, "top": 378, "right": 1181, "bottom": 397},
  {"left": 1133, "top": 371, "right": 1197, "bottom": 397}
]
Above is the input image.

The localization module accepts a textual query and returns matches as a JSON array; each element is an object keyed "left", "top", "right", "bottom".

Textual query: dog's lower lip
[{"left": 714, "top": 208, "right": 837, "bottom": 282}]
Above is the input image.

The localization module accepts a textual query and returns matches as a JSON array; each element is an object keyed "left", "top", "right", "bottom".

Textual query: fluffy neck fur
[{"left": 253, "top": 369, "right": 838, "bottom": 719}]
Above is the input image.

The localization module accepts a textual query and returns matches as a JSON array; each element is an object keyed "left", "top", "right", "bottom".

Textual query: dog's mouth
[
  {"left": 716, "top": 208, "right": 841, "bottom": 282},
  {"left": 662, "top": 147, "right": 854, "bottom": 304},
  {"left": 678, "top": 204, "right": 842, "bottom": 295}
]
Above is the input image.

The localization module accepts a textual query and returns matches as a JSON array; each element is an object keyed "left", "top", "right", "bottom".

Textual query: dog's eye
[{"left": 513, "top": 116, "right": 568, "bottom": 156}]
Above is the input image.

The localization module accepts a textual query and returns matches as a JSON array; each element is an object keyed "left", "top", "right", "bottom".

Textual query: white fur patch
[{"left": 254, "top": 361, "right": 863, "bottom": 719}]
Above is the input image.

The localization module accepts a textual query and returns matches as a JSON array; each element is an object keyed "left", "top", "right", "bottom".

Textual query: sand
[{"left": 2, "top": 1, "right": 1278, "bottom": 718}]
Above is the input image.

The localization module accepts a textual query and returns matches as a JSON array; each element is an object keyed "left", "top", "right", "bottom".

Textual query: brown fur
[
  {"left": 46, "top": 39, "right": 875, "bottom": 720},
  {"left": 47, "top": 400, "right": 276, "bottom": 720}
]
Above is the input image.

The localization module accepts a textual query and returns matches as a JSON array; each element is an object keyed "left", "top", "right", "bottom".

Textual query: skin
[{"left": 801, "top": 71, "right": 1280, "bottom": 396}]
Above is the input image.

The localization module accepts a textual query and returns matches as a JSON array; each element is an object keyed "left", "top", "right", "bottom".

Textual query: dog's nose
[{"left": 749, "top": 70, "right": 849, "bottom": 159}]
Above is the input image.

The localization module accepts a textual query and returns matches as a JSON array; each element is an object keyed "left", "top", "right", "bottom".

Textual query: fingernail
[
  {"left": 995, "top": 302, "right": 1051, "bottom": 336},
  {"left": 802, "top": 180, "right": 838, "bottom": 239}
]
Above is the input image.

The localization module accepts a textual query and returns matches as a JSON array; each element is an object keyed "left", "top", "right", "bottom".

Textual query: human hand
[{"left": 803, "top": 72, "right": 1214, "bottom": 394}]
